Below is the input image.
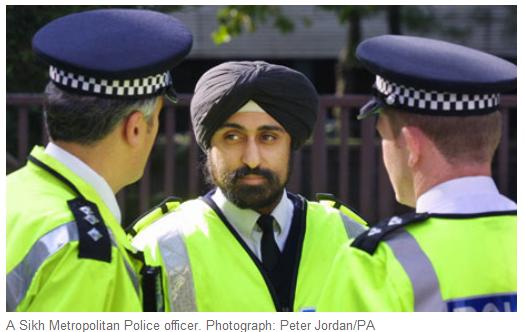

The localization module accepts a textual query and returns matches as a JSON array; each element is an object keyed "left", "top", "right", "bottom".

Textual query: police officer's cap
[
  {"left": 356, "top": 35, "right": 516, "bottom": 119},
  {"left": 33, "top": 9, "right": 193, "bottom": 100}
]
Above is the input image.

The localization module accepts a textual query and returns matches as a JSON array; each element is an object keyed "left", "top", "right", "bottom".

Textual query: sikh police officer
[
  {"left": 132, "top": 61, "right": 366, "bottom": 312},
  {"left": 318, "top": 35, "right": 517, "bottom": 312},
  {"left": 6, "top": 9, "right": 192, "bottom": 311}
]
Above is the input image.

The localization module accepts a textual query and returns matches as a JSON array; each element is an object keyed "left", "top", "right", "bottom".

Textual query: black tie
[{"left": 257, "top": 215, "right": 280, "bottom": 271}]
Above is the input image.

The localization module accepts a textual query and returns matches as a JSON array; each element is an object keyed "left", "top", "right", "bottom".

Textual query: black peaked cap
[
  {"left": 356, "top": 35, "right": 516, "bottom": 118},
  {"left": 33, "top": 9, "right": 193, "bottom": 98}
]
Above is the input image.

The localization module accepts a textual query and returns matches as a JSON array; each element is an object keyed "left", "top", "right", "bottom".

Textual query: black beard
[{"left": 211, "top": 164, "right": 286, "bottom": 210}]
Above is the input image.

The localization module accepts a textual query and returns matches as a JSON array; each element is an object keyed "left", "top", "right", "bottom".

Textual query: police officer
[
  {"left": 132, "top": 61, "right": 366, "bottom": 312},
  {"left": 318, "top": 35, "right": 517, "bottom": 312},
  {"left": 6, "top": 9, "right": 192, "bottom": 311}
]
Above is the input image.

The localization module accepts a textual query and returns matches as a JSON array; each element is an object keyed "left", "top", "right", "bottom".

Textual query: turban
[{"left": 190, "top": 61, "right": 319, "bottom": 150}]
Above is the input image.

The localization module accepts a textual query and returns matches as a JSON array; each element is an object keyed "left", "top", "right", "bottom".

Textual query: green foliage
[
  {"left": 212, "top": 5, "right": 297, "bottom": 45},
  {"left": 212, "top": 5, "right": 511, "bottom": 47}
]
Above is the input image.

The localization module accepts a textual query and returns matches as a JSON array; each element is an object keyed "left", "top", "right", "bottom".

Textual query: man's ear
[
  {"left": 401, "top": 126, "right": 425, "bottom": 168},
  {"left": 122, "top": 111, "right": 145, "bottom": 147}
]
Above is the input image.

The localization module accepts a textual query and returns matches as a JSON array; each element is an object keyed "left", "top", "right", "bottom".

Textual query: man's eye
[
  {"left": 261, "top": 134, "right": 277, "bottom": 142},
  {"left": 224, "top": 133, "right": 240, "bottom": 141}
]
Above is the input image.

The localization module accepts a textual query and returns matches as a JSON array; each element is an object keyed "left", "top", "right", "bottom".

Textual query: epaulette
[
  {"left": 68, "top": 197, "right": 112, "bottom": 262},
  {"left": 351, "top": 212, "right": 429, "bottom": 255},
  {"left": 28, "top": 155, "right": 112, "bottom": 262},
  {"left": 315, "top": 193, "right": 368, "bottom": 226},
  {"left": 126, "top": 196, "right": 182, "bottom": 237}
]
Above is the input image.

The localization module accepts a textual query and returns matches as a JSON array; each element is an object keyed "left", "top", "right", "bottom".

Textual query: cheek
[
  {"left": 147, "top": 125, "right": 159, "bottom": 152},
  {"left": 146, "top": 114, "right": 160, "bottom": 144},
  {"left": 151, "top": 125, "right": 159, "bottom": 145},
  {"left": 382, "top": 141, "right": 402, "bottom": 177},
  {"left": 153, "top": 118, "right": 160, "bottom": 136},
  {"left": 266, "top": 145, "right": 290, "bottom": 179},
  {"left": 382, "top": 139, "right": 409, "bottom": 176},
  {"left": 209, "top": 148, "right": 233, "bottom": 177},
  {"left": 381, "top": 141, "right": 394, "bottom": 167}
]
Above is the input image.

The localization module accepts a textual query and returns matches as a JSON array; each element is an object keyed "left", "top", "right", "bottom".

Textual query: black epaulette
[
  {"left": 68, "top": 198, "right": 112, "bottom": 262},
  {"left": 125, "top": 196, "right": 182, "bottom": 236},
  {"left": 351, "top": 212, "right": 429, "bottom": 255},
  {"left": 315, "top": 192, "right": 368, "bottom": 226},
  {"left": 29, "top": 155, "right": 113, "bottom": 262}
]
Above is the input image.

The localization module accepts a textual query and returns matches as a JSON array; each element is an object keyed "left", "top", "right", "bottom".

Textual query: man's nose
[{"left": 241, "top": 138, "right": 261, "bottom": 169}]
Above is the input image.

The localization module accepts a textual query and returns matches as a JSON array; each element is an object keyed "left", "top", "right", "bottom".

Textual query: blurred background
[{"left": 6, "top": 5, "right": 517, "bottom": 226}]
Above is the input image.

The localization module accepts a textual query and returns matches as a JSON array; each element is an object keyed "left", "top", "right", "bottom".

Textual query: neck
[
  {"left": 414, "top": 161, "right": 492, "bottom": 202},
  {"left": 54, "top": 140, "right": 127, "bottom": 193}
]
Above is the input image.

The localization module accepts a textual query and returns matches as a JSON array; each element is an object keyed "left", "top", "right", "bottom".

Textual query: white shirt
[
  {"left": 45, "top": 142, "right": 122, "bottom": 223},
  {"left": 416, "top": 176, "right": 516, "bottom": 214},
  {"left": 211, "top": 188, "right": 294, "bottom": 260}
]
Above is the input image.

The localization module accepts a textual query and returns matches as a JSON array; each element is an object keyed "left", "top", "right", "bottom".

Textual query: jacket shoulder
[
  {"left": 127, "top": 196, "right": 183, "bottom": 236},
  {"left": 130, "top": 198, "right": 210, "bottom": 250},
  {"left": 351, "top": 212, "right": 429, "bottom": 255}
]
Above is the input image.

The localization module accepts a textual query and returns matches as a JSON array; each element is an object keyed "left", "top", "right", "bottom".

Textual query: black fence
[{"left": 6, "top": 93, "right": 517, "bottom": 226}]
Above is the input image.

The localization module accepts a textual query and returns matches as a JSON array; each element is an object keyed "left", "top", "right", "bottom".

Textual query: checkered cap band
[
  {"left": 375, "top": 76, "right": 500, "bottom": 113},
  {"left": 49, "top": 66, "right": 172, "bottom": 97}
]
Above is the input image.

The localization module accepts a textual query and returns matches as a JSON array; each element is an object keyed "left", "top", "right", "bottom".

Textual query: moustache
[{"left": 227, "top": 166, "right": 277, "bottom": 184}]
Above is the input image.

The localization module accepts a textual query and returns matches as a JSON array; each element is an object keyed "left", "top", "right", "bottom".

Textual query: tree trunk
[
  {"left": 335, "top": 10, "right": 362, "bottom": 96},
  {"left": 387, "top": 5, "right": 402, "bottom": 34}
]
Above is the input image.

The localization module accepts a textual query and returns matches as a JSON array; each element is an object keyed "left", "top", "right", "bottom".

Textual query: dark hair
[
  {"left": 44, "top": 82, "right": 157, "bottom": 145},
  {"left": 383, "top": 108, "right": 502, "bottom": 165}
]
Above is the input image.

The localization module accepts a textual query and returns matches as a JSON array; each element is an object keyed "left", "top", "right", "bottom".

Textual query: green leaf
[{"left": 211, "top": 25, "right": 232, "bottom": 44}]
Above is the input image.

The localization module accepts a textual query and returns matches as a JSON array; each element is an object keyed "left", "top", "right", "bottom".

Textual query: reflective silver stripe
[
  {"left": 339, "top": 212, "right": 366, "bottom": 239},
  {"left": 158, "top": 231, "right": 197, "bottom": 311},
  {"left": 107, "top": 232, "right": 140, "bottom": 297},
  {"left": 386, "top": 229, "right": 447, "bottom": 311},
  {"left": 122, "top": 254, "right": 140, "bottom": 296},
  {"left": 7, "top": 222, "right": 140, "bottom": 311},
  {"left": 7, "top": 222, "right": 78, "bottom": 311}
]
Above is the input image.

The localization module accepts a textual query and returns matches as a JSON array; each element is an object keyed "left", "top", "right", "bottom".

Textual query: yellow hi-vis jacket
[
  {"left": 7, "top": 146, "right": 143, "bottom": 311},
  {"left": 318, "top": 211, "right": 517, "bottom": 312},
  {"left": 132, "top": 191, "right": 366, "bottom": 311}
]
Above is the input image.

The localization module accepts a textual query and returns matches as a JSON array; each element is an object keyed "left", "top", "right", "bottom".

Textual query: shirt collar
[
  {"left": 45, "top": 142, "right": 122, "bottom": 223},
  {"left": 211, "top": 188, "right": 293, "bottom": 238},
  {"left": 416, "top": 176, "right": 516, "bottom": 214}
]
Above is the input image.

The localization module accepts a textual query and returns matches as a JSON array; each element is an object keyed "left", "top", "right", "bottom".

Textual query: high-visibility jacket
[
  {"left": 6, "top": 146, "right": 143, "bottom": 311},
  {"left": 132, "top": 191, "right": 366, "bottom": 311},
  {"left": 318, "top": 211, "right": 517, "bottom": 312}
]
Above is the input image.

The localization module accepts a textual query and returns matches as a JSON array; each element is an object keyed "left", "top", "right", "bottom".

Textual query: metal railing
[{"left": 6, "top": 93, "right": 516, "bottom": 225}]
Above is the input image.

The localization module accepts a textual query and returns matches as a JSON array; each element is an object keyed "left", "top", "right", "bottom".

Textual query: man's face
[
  {"left": 376, "top": 113, "right": 415, "bottom": 207},
  {"left": 207, "top": 111, "right": 292, "bottom": 211}
]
